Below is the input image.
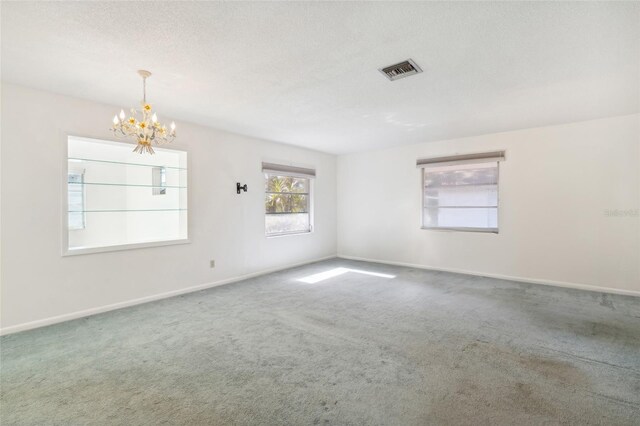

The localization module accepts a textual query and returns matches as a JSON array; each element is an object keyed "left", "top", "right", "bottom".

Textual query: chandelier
[{"left": 111, "top": 70, "right": 176, "bottom": 154}]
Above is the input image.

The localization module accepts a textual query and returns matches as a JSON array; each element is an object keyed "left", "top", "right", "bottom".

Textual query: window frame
[
  {"left": 419, "top": 155, "right": 503, "bottom": 234},
  {"left": 264, "top": 172, "right": 314, "bottom": 238},
  {"left": 61, "top": 134, "right": 190, "bottom": 257}
]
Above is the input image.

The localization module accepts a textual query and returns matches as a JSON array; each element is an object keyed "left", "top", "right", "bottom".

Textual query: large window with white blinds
[
  {"left": 263, "top": 162, "right": 315, "bottom": 237},
  {"left": 417, "top": 152, "right": 504, "bottom": 233}
]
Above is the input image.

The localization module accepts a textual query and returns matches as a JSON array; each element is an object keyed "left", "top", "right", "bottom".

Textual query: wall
[
  {"left": 2, "top": 83, "right": 638, "bottom": 335},
  {"left": 1, "top": 83, "right": 337, "bottom": 333},
  {"left": 337, "top": 115, "right": 640, "bottom": 295}
]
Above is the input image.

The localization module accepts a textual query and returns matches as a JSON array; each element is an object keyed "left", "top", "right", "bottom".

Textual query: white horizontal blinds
[
  {"left": 416, "top": 151, "right": 505, "bottom": 168},
  {"left": 262, "top": 162, "right": 316, "bottom": 179},
  {"left": 420, "top": 152, "right": 503, "bottom": 232}
]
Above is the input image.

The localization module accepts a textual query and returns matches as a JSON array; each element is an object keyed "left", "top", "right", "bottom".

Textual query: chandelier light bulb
[
  {"left": 171, "top": 121, "right": 176, "bottom": 131},
  {"left": 113, "top": 115, "right": 119, "bottom": 125},
  {"left": 152, "top": 113, "right": 158, "bottom": 123},
  {"left": 119, "top": 109, "right": 125, "bottom": 120}
]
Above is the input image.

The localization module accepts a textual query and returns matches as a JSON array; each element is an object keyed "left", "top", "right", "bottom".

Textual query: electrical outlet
[{"left": 210, "top": 260, "right": 215, "bottom": 268}]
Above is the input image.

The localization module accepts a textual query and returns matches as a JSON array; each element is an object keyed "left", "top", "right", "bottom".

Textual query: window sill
[
  {"left": 421, "top": 226, "right": 499, "bottom": 234},
  {"left": 266, "top": 230, "right": 313, "bottom": 239},
  {"left": 62, "top": 238, "right": 191, "bottom": 256}
]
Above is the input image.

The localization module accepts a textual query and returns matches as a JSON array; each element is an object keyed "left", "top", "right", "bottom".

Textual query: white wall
[
  {"left": 2, "top": 83, "right": 638, "bottom": 334},
  {"left": 338, "top": 115, "right": 640, "bottom": 295},
  {"left": 1, "top": 83, "right": 337, "bottom": 333}
]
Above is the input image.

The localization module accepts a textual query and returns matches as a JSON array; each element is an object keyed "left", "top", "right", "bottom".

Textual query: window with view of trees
[
  {"left": 418, "top": 152, "right": 504, "bottom": 233},
  {"left": 264, "top": 174, "right": 311, "bottom": 236}
]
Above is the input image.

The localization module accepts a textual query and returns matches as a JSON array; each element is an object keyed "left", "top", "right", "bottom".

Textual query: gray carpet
[{"left": 1, "top": 259, "right": 639, "bottom": 425}]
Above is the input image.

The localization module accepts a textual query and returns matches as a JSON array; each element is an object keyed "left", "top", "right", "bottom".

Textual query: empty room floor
[{"left": 1, "top": 259, "right": 639, "bottom": 425}]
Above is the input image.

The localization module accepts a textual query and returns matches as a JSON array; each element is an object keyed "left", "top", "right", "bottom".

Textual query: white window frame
[
  {"left": 417, "top": 151, "right": 505, "bottom": 234},
  {"left": 62, "top": 135, "right": 190, "bottom": 256},
  {"left": 263, "top": 162, "right": 315, "bottom": 238}
]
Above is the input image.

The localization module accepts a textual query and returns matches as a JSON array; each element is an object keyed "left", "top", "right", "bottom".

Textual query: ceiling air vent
[{"left": 379, "top": 59, "right": 422, "bottom": 81}]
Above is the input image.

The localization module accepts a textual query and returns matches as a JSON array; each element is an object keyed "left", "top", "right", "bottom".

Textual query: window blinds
[
  {"left": 262, "top": 162, "right": 316, "bottom": 179},
  {"left": 418, "top": 151, "right": 505, "bottom": 233},
  {"left": 416, "top": 151, "right": 505, "bottom": 168}
]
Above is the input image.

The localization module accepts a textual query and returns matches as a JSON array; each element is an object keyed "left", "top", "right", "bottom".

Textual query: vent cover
[{"left": 379, "top": 59, "right": 422, "bottom": 81}]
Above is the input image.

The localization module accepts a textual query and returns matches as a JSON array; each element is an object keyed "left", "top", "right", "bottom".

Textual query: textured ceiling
[{"left": 1, "top": 2, "right": 638, "bottom": 154}]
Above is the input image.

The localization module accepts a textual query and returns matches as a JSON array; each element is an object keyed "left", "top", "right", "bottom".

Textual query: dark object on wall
[{"left": 237, "top": 183, "right": 248, "bottom": 194}]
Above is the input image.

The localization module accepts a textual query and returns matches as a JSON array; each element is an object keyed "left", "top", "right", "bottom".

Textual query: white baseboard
[
  {"left": 337, "top": 255, "right": 640, "bottom": 297},
  {"left": 0, "top": 255, "right": 337, "bottom": 336}
]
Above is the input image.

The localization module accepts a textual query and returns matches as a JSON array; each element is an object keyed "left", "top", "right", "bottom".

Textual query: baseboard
[
  {"left": 0, "top": 255, "right": 337, "bottom": 336},
  {"left": 337, "top": 255, "right": 640, "bottom": 297}
]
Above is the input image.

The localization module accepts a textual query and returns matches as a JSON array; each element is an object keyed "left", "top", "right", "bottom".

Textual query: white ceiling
[{"left": 2, "top": 2, "right": 638, "bottom": 154}]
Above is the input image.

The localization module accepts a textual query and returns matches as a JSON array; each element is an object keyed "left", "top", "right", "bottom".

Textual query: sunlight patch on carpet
[{"left": 297, "top": 267, "right": 395, "bottom": 284}]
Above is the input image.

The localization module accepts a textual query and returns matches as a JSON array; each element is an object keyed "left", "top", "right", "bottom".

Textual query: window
[
  {"left": 65, "top": 136, "right": 188, "bottom": 255},
  {"left": 417, "top": 151, "right": 505, "bottom": 233},
  {"left": 152, "top": 166, "right": 167, "bottom": 195},
  {"left": 263, "top": 162, "right": 315, "bottom": 236},
  {"left": 68, "top": 170, "right": 85, "bottom": 230}
]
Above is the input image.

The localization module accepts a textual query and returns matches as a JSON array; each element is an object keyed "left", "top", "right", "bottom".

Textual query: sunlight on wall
[{"left": 297, "top": 267, "right": 395, "bottom": 284}]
